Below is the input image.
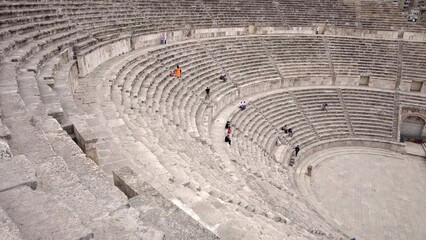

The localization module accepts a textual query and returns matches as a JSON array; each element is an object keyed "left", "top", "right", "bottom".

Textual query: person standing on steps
[
  {"left": 288, "top": 128, "right": 293, "bottom": 137},
  {"left": 294, "top": 145, "right": 300, "bottom": 157},
  {"left": 225, "top": 135, "right": 231, "bottom": 145},
  {"left": 225, "top": 121, "right": 231, "bottom": 130},
  {"left": 205, "top": 87, "right": 210, "bottom": 99},
  {"left": 160, "top": 32, "right": 167, "bottom": 44},
  {"left": 239, "top": 101, "right": 246, "bottom": 110},
  {"left": 163, "top": 32, "right": 167, "bottom": 44},
  {"left": 175, "top": 65, "right": 181, "bottom": 78},
  {"left": 281, "top": 125, "right": 288, "bottom": 134}
]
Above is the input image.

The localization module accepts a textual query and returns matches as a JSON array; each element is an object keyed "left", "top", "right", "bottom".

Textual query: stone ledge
[
  {"left": 113, "top": 166, "right": 220, "bottom": 240},
  {"left": 0, "top": 155, "right": 36, "bottom": 192}
]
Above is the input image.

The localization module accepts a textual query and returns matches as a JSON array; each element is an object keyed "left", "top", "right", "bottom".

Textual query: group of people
[
  {"left": 281, "top": 125, "right": 300, "bottom": 156},
  {"left": 170, "top": 65, "right": 181, "bottom": 78},
  {"left": 224, "top": 121, "right": 232, "bottom": 145},
  {"left": 239, "top": 101, "right": 247, "bottom": 110},
  {"left": 281, "top": 125, "right": 293, "bottom": 137}
]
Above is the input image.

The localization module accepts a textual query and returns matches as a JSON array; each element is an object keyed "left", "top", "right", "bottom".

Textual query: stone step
[
  {"left": 0, "top": 186, "right": 94, "bottom": 240},
  {"left": 113, "top": 167, "right": 220, "bottom": 240},
  {"left": 0, "top": 155, "right": 36, "bottom": 193}
]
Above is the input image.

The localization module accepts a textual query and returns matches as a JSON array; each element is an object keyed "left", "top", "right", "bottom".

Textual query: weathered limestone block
[
  {"left": 0, "top": 207, "right": 23, "bottom": 240},
  {"left": 0, "top": 186, "right": 94, "bottom": 240},
  {"left": 70, "top": 116, "right": 99, "bottom": 165},
  {"left": 0, "top": 139, "right": 11, "bottom": 159},
  {"left": 0, "top": 155, "right": 36, "bottom": 192},
  {"left": 0, "top": 125, "right": 11, "bottom": 139},
  {"left": 77, "top": 38, "right": 132, "bottom": 77},
  {"left": 113, "top": 167, "right": 220, "bottom": 240}
]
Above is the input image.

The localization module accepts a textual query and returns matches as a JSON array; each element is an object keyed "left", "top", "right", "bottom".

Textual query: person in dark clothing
[
  {"left": 205, "top": 87, "right": 210, "bottom": 99},
  {"left": 288, "top": 128, "right": 293, "bottom": 137},
  {"left": 321, "top": 102, "right": 328, "bottom": 111},
  {"left": 294, "top": 145, "right": 300, "bottom": 157},
  {"left": 281, "top": 125, "right": 288, "bottom": 134},
  {"left": 239, "top": 101, "right": 246, "bottom": 110},
  {"left": 219, "top": 74, "right": 227, "bottom": 81},
  {"left": 225, "top": 121, "right": 231, "bottom": 129},
  {"left": 225, "top": 135, "right": 231, "bottom": 145}
]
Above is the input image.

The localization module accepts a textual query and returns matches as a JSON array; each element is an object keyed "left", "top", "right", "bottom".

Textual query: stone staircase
[{"left": 337, "top": 88, "right": 355, "bottom": 135}]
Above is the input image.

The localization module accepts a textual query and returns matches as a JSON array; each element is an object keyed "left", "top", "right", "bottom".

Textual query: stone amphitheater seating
[{"left": 1, "top": 0, "right": 426, "bottom": 239}]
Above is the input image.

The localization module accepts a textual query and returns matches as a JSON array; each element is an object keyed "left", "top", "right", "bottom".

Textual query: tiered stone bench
[{"left": 0, "top": 1, "right": 426, "bottom": 239}]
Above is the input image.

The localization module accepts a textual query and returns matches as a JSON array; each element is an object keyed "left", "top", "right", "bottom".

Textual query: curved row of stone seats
[
  {"left": 400, "top": 92, "right": 426, "bottom": 108},
  {"left": 230, "top": 101, "right": 279, "bottom": 155},
  {"left": 341, "top": 88, "right": 396, "bottom": 139},
  {"left": 252, "top": 91, "right": 318, "bottom": 147},
  {"left": 345, "top": 0, "right": 425, "bottom": 32},
  {"left": 201, "top": 0, "right": 284, "bottom": 27},
  {"left": 2, "top": 0, "right": 424, "bottom": 57},
  {"left": 292, "top": 88, "right": 352, "bottom": 139},
  {"left": 122, "top": 94, "right": 343, "bottom": 240},
  {"left": 263, "top": 36, "right": 332, "bottom": 85},
  {"left": 72, "top": 45, "right": 347, "bottom": 239},
  {"left": 276, "top": 0, "right": 358, "bottom": 28},
  {"left": 227, "top": 87, "right": 403, "bottom": 168},
  {"left": 401, "top": 41, "right": 426, "bottom": 88},
  {"left": 328, "top": 37, "right": 399, "bottom": 87},
  {"left": 111, "top": 40, "right": 239, "bottom": 140},
  {"left": 0, "top": 90, "right": 153, "bottom": 239},
  {"left": 1, "top": 50, "right": 220, "bottom": 240},
  {"left": 131, "top": 0, "right": 214, "bottom": 29},
  {"left": 202, "top": 37, "right": 282, "bottom": 93}
]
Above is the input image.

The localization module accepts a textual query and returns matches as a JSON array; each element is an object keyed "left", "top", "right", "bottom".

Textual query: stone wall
[
  {"left": 325, "top": 27, "right": 401, "bottom": 39},
  {"left": 77, "top": 38, "right": 132, "bottom": 77},
  {"left": 295, "top": 138, "right": 406, "bottom": 168},
  {"left": 74, "top": 26, "right": 426, "bottom": 94},
  {"left": 69, "top": 61, "right": 79, "bottom": 94},
  {"left": 403, "top": 31, "right": 426, "bottom": 41}
]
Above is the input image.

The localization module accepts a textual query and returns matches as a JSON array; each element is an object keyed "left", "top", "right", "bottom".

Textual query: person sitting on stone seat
[
  {"left": 205, "top": 87, "right": 210, "bottom": 99},
  {"left": 321, "top": 102, "right": 328, "bottom": 111},
  {"left": 239, "top": 101, "right": 246, "bottom": 110},
  {"left": 288, "top": 128, "right": 293, "bottom": 137},
  {"left": 225, "top": 135, "right": 231, "bottom": 145},
  {"left": 219, "top": 74, "right": 227, "bottom": 81},
  {"left": 175, "top": 65, "right": 181, "bottom": 78},
  {"left": 225, "top": 121, "right": 231, "bottom": 129},
  {"left": 281, "top": 125, "right": 288, "bottom": 133}
]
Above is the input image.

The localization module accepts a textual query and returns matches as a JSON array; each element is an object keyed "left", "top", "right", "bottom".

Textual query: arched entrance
[{"left": 401, "top": 116, "right": 425, "bottom": 141}]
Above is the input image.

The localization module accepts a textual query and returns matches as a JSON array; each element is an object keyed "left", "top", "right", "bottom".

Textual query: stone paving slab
[{"left": 303, "top": 148, "right": 426, "bottom": 240}]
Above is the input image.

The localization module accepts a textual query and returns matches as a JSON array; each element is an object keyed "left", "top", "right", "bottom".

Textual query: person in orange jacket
[{"left": 175, "top": 65, "right": 181, "bottom": 78}]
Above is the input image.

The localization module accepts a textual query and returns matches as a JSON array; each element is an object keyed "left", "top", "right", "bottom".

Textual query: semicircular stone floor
[{"left": 298, "top": 147, "right": 426, "bottom": 240}]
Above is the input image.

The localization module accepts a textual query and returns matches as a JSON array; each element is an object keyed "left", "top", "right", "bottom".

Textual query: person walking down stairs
[{"left": 294, "top": 145, "right": 300, "bottom": 157}]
